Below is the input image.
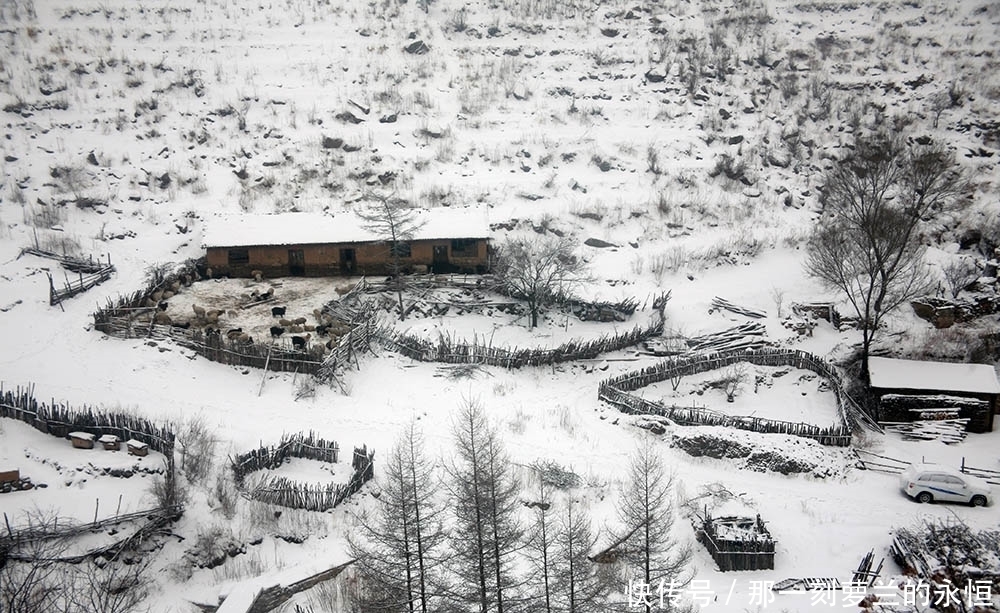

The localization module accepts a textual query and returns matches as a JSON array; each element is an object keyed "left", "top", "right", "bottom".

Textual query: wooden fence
[
  {"left": 232, "top": 438, "right": 375, "bottom": 512},
  {"left": 598, "top": 348, "right": 873, "bottom": 446},
  {"left": 697, "top": 514, "right": 775, "bottom": 572},
  {"left": 1, "top": 504, "right": 182, "bottom": 550},
  {"left": 315, "top": 307, "right": 379, "bottom": 382},
  {"left": 20, "top": 247, "right": 117, "bottom": 307},
  {"left": 231, "top": 432, "right": 341, "bottom": 487},
  {"left": 0, "top": 383, "right": 175, "bottom": 456},
  {"left": 378, "top": 310, "right": 665, "bottom": 369},
  {"left": 48, "top": 264, "right": 116, "bottom": 306},
  {"left": 0, "top": 383, "right": 181, "bottom": 550},
  {"left": 20, "top": 247, "right": 109, "bottom": 273}
]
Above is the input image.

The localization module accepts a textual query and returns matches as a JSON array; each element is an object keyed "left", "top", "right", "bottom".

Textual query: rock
[
  {"left": 584, "top": 237, "right": 618, "bottom": 248},
  {"left": 644, "top": 69, "right": 666, "bottom": 83},
  {"left": 321, "top": 136, "right": 343, "bottom": 149},
  {"left": 86, "top": 151, "right": 99, "bottom": 166},
  {"left": 601, "top": 28, "right": 619, "bottom": 37},
  {"left": 719, "top": 107, "right": 731, "bottom": 120},
  {"left": 404, "top": 40, "right": 430, "bottom": 54},
  {"left": 728, "top": 135, "right": 744, "bottom": 145},
  {"left": 767, "top": 150, "right": 791, "bottom": 168},
  {"left": 335, "top": 111, "right": 363, "bottom": 124},
  {"left": 959, "top": 229, "right": 982, "bottom": 250},
  {"left": 379, "top": 113, "right": 398, "bottom": 123}
]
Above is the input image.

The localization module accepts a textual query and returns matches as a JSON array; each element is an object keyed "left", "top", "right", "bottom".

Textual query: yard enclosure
[{"left": 599, "top": 348, "right": 870, "bottom": 445}]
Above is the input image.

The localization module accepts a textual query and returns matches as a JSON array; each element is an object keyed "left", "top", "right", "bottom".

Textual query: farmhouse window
[
  {"left": 391, "top": 242, "right": 412, "bottom": 258},
  {"left": 228, "top": 248, "right": 250, "bottom": 265},
  {"left": 451, "top": 238, "right": 478, "bottom": 257}
]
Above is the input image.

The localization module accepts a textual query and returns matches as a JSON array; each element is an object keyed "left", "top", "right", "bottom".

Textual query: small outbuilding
[
  {"left": 98, "top": 434, "right": 121, "bottom": 451},
  {"left": 126, "top": 439, "right": 149, "bottom": 457},
  {"left": 868, "top": 357, "right": 1000, "bottom": 433},
  {"left": 202, "top": 209, "right": 491, "bottom": 278},
  {"left": 69, "top": 431, "right": 95, "bottom": 449}
]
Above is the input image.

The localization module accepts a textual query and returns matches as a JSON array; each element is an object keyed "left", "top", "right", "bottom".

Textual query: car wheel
[
  {"left": 916, "top": 492, "right": 933, "bottom": 504},
  {"left": 971, "top": 495, "right": 987, "bottom": 507}
]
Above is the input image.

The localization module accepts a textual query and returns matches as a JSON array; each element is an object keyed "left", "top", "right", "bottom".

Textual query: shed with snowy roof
[
  {"left": 202, "top": 209, "right": 490, "bottom": 278},
  {"left": 868, "top": 357, "right": 1000, "bottom": 433}
]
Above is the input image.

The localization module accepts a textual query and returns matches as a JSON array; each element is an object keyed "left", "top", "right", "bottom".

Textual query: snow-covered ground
[{"left": 2, "top": 0, "right": 1000, "bottom": 610}]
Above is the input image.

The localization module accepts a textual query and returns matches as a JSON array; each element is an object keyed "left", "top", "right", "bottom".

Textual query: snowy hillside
[{"left": 1, "top": 0, "right": 999, "bottom": 611}]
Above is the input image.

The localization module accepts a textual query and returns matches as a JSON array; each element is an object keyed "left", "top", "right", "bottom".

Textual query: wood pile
[
  {"left": 686, "top": 322, "right": 770, "bottom": 352},
  {"left": 697, "top": 512, "right": 775, "bottom": 571},
  {"left": 881, "top": 419, "right": 969, "bottom": 444},
  {"left": 710, "top": 296, "right": 767, "bottom": 319}
]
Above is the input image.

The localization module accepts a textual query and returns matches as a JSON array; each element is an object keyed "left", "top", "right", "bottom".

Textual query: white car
[{"left": 900, "top": 463, "right": 993, "bottom": 507}]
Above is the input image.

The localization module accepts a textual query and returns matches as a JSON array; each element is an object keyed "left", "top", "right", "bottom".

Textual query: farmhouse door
[
  {"left": 340, "top": 248, "right": 357, "bottom": 275},
  {"left": 288, "top": 249, "right": 305, "bottom": 276},
  {"left": 432, "top": 245, "right": 448, "bottom": 272}
]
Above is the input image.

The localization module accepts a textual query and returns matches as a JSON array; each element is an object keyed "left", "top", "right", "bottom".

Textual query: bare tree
[
  {"left": 446, "top": 399, "right": 524, "bottom": 613},
  {"left": 348, "top": 421, "right": 446, "bottom": 613},
  {"left": 804, "top": 133, "right": 967, "bottom": 380},
  {"left": 1, "top": 518, "right": 71, "bottom": 613},
  {"left": 941, "top": 257, "right": 980, "bottom": 299},
  {"left": 67, "top": 554, "right": 153, "bottom": 613},
  {"left": 612, "top": 438, "right": 691, "bottom": 613},
  {"left": 720, "top": 363, "right": 747, "bottom": 403},
  {"left": 492, "top": 237, "right": 588, "bottom": 328},
  {"left": 356, "top": 191, "right": 425, "bottom": 321}
]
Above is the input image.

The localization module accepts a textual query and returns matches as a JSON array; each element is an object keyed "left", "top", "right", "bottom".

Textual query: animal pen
[
  {"left": 598, "top": 347, "right": 875, "bottom": 445},
  {"left": 230, "top": 432, "right": 375, "bottom": 512},
  {"left": 92, "top": 259, "right": 380, "bottom": 379},
  {"left": 696, "top": 513, "right": 775, "bottom": 571}
]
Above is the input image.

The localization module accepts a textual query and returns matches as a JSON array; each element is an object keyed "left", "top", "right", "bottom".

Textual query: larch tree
[
  {"left": 804, "top": 132, "right": 967, "bottom": 381},
  {"left": 612, "top": 438, "right": 691, "bottom": 613},
  {"left": 348, "top": 421, "right": 446, "bottom": 613},
  {"left": 356, "top": 191, "right": 425, "bottom": 321},
  {"left": 525, "top": 477, "right": 556, "bottom": 613},
  {"left": 552, "top": 498, "right": 607, "bottom": 613},
  {"left": 447, "top": 399, "right": 524, "bottom": 613}
]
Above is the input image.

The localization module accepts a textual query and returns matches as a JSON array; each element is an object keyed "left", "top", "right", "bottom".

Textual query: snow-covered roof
[
  {"left": 202, "top": 208, "right": 491, "bottom": 248},
  {"left": 868, "top": 357, "right": 1000, "bottom": 395}
]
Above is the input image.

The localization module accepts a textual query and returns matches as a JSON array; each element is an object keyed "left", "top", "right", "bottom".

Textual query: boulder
[
  {"left": 404, "top": 40, "right": 430, "bottom": 54},
  {"left": 584, "top": 237, "right": 618, "bottom": 248}
]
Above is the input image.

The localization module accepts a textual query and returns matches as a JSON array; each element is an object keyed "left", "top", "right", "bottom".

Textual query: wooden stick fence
[
  {"left": 231, "top": 432, "right": 341, "bottom": 487},
  {"left": 95, "top": 316, "right": 324, "bottom": 375},
  {"left": 232, "top": 438, "right": 375, "bottom": 512},
  {"left": 0, "top": 383, "right": 175, "bottom": 456},
  {"left": 598, "top": 348, "right": 875, "bottom": 445},
  {"left": 378, "top": 310, "right": 665, "bottom": 369},
  {"left": 1, "top": 504, "right": 182, "bottom": 548},
  {"left": 0, "top": 383, "right": 181, "bottom": 548},
  {"left": 20, "top": 247, "right": 109, "bottom": 274},
  {"left": 48, "top": 264, "right": 115, "bottom": 306}
]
